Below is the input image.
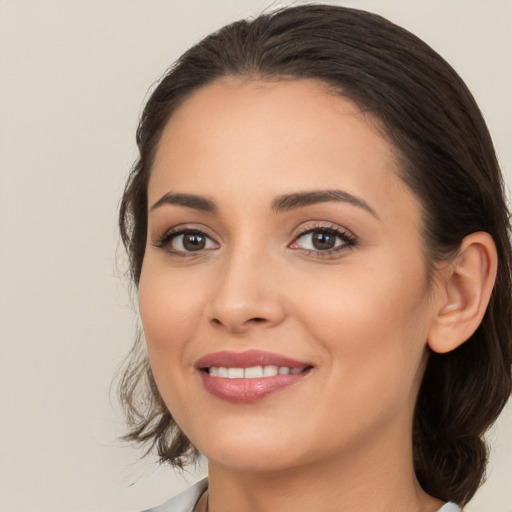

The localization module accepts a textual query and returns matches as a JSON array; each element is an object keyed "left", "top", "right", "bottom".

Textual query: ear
[{"left": 427, "top": 232, "right": 498, "bottom": 354}]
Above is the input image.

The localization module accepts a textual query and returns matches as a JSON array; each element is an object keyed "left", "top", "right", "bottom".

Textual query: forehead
[
  {"left": 154, "top": 78, "right": 387, "bottom": 168},
  {"left": 149, "top": 77, "right": 420, "bottom": 226}
]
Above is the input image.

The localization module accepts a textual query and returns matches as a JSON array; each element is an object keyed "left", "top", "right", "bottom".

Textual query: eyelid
[
  {"left": 151, "top": 221, "right": 355, "bottom": 257},
  {"left": 289, "top": 222, "right": 356, "bottom": 255},
  {"left": 152, "top": 224, "right": 220, "bottom": 255}
]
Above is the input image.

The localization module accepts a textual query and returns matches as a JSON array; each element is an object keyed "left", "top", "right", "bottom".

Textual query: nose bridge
[{"left": 207, "top": 235, "right": 285, "bottom": 332}]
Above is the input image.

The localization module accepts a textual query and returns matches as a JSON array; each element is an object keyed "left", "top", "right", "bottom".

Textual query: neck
[{"left": 205, "top": 422, "right": 444, "bottom": 512}]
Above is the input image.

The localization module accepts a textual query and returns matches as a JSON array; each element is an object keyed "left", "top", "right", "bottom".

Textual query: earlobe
[{"left": 427, "top": 232, "right": 497, "bottom": 354}]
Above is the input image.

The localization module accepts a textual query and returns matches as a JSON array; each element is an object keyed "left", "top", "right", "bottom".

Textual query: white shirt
[{"left": 142, "top": 478, "right": 463, "bottom": 512}]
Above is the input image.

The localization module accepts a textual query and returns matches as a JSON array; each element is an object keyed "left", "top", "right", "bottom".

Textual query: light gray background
[{"left": 1, "top": 1, "right": 511, "bottom": 511}]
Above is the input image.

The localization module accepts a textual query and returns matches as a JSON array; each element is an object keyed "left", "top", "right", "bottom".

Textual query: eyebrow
[
  {"left": 271, "top": 189, "right": 378, "bottom": 218},
  {"left": 150, "top": 192, "right": 217, "bottom": 213},
  {"left": 150, "top": 189, "right": 377, "bottom": 218}
]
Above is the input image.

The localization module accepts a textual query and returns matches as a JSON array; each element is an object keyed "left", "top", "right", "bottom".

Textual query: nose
[{"left": 206, "top": 249, "right": 287, "bottom": 334}]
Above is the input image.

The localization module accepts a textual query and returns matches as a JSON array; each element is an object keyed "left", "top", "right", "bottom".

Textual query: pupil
[
  {"left": 312, "top": 231, "right": 335, "bottom": 250},
  {"left": 183, "top": 234, "right": 205, "bottom": 251}
]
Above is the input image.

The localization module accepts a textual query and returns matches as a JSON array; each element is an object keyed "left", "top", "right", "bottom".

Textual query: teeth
[
  {"left": 244, "top": 366, "right": 264, "bottom": 378},
  {"left": 227, "top": 367, "right": 244, "bottom": 379},
  {"left": 208, "top": 365, "right": 304, "bottom": 379},
  {"left": 263, "top": 365, "right": 278, "bottom": 376}
]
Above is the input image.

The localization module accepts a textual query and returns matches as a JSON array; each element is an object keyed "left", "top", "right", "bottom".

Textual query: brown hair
[{"left": 118, "top": 4, "right": 512, "bottom": 505}]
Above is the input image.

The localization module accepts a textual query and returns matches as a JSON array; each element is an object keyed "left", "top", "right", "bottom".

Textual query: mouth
[
  {"left": 205, "top": 365, "right": 309, "bottom": 378},
  {"left": 195, "top": 350, "right": 313, "bottom": 403}
]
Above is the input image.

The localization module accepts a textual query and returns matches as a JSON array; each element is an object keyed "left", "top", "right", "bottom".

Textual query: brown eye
[
  {"left": 291, "top": 226, "right": 355, "bottom": 254},
  {"left": 181, "top": 233, "right": 206, "bottom": 251},
  {"left": 311, "top": 231, "right": 336, "bottom": 250},
  {"left": 169, "top": 230, "right": 218, "bottom": 252}
]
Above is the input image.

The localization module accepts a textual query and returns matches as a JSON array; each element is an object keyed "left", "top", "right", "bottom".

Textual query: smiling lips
[{"left": 196, "top": 349, "right": 312, "bottom": 403}]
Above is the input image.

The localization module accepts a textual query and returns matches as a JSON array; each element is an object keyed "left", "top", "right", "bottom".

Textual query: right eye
[{"left": 156, "top": 229, "right": 219, "bottom": 254}]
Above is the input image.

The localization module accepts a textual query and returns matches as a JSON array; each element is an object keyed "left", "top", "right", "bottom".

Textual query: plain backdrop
[{"left": 1, "top": 1, "right": 511, "bottom": 511}]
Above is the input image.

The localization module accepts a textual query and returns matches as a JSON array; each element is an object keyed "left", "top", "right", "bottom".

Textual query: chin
[
  {"left": 205, "top": 447, "right": 302, "bottom": 473},
  {"left": 190, "top": 423, "right": 310, "bottom": 473}
]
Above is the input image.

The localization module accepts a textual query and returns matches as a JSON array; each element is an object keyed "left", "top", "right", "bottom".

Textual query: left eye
[
  {"left": 169, "top": 231, "right": 218, "bottom": 252},
  {"left": 292, "top": 228, "right": 351, "bottom": 251}
]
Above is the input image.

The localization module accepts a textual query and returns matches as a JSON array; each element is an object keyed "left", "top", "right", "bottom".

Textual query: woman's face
[{"left": 139, "top": 78, "right": 444, "bottom": 472}]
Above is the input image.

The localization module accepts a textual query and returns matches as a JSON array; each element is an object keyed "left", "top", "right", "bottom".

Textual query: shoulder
[
  {"left": 141, "top": 478, "right": 208, "bottom": 512},
  {"left": 140, "top": 480, "right": 460, "bottom": 512},
  {"left": 438, "top": 504, "right": 462, "bottom": 512}
]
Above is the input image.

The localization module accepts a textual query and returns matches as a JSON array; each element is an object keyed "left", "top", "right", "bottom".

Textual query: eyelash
[
  {"left": 153, "top": 223, "right": 356, "bottom": 257},
  {"left": 153, "top": 227, "right": 218, "bottom": 257},
  {"left": 290, "top": 224, "right": 356, "bottom": 256}
]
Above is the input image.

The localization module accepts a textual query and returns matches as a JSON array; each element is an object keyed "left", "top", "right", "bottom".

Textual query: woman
[{"left": 118, "top": 4, "right": 512, "bottom": 511}]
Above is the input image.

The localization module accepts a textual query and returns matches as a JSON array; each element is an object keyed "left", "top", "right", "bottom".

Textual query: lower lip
[{"left": 199, "top": 370, "right": 310, "bottom": 403}]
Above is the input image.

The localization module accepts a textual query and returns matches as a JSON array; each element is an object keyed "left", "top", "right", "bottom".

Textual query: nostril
[{"left": 210, "top": 316, "right": 267, "bottom": 330}]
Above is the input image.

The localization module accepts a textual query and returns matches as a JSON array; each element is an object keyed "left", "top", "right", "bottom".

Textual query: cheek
[
  {"left": 292, "top": 253, "right": 431, "bottom": 382},
  {"left": 139, "top": 264, "right": 203, "bottom": 345},
  {"left": 138, "top": 263, "right": 208, "bottom": 395},
  {"left": 138, "top": 265, "right": 204, "bottom": 419},
  {"left": 295, "top": 266, "right": 431, "bottom": 442}
]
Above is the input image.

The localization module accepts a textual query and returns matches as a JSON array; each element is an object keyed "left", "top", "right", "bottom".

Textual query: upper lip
[{"left": 195, "top": 349, "right": 311, "bottom": 370}]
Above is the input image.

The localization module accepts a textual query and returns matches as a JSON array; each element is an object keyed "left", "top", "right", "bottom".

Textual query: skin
[{"left": 139, "top": 78, "right": 450, "bottom": 512}]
